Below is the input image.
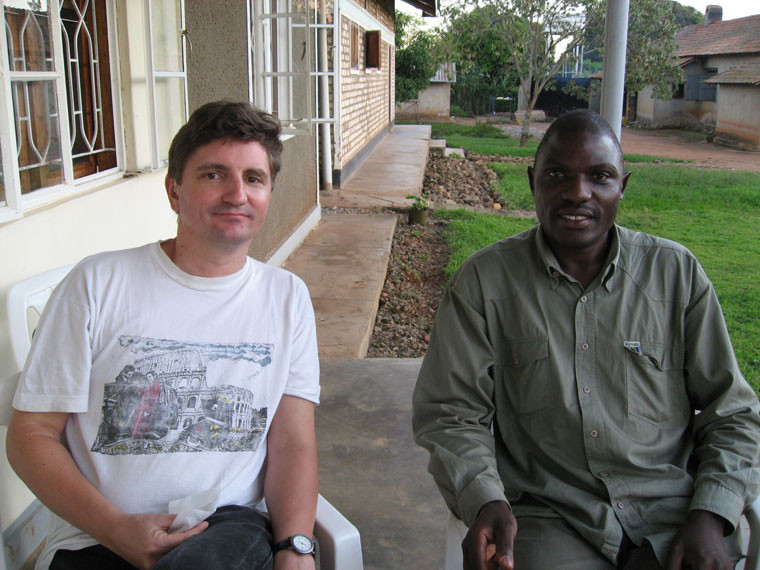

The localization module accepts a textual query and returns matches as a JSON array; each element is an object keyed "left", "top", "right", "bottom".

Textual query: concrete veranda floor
[
  {"left": 281, "top": 124, "right": 450, "bottom": 568},
  {"left": 316, "top": 358, "right": 448, "bottom": 570}
]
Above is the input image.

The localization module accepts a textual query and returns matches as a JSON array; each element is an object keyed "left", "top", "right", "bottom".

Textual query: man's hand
[
  {"left": 462, "top": 500, "right": 517, "bottom": 570},
  {"left": 666, "top": 509, "right": 730, "bottom": 570},
  {"left": 101, "top": 513, "right": 207, "bottom": 569},
  {"left": 274, "top": 549, "right": 316, "bottom": 570}
]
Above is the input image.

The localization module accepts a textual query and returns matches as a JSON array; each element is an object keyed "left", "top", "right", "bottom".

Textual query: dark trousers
[{"left": 50, "top": 506, "right": 273, "bottom": 570}]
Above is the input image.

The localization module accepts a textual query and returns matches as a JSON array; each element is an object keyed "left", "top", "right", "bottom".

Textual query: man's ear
[
  {"left": 527, "top": 165, "right": 536, "bottom": 196},
  {"left": 621, "top": 170, "right": 632, "bottom": 198},
  {"left": 165, "top": 176, "right": 180, "bottom": 214}
]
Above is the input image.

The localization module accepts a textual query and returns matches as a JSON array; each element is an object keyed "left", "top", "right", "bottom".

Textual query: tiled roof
[
  {"left": 704, "top": 63, "right": 760, "bottom": 85},
  {"left": 675, "top": 14, "right": 760, "bottom": 56}
]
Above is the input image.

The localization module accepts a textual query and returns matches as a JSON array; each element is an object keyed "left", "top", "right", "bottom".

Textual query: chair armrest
[
  {"left": 745, "top": 497, "right": 760, "bottom": 570},
  {"left": 445, "top": 513, "right": 468, "bottom": 570},
  {"left": 315, "top": 495, "right": 363, "bottom": 570}
]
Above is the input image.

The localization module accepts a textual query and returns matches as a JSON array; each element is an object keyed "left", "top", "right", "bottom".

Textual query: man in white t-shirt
[{"left": 7, "top": 102, "right": 319, "bottom": 570}]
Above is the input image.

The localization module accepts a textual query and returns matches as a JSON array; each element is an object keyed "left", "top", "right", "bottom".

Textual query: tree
[
  {"left": 446, "top": 0, "right": 602, "bottom": 146},
  {"left": 440, "top": 5, "right": 519, "bottom": 115},
  {"left": 395, "top": 11, "right": 441, "bottom": 103},
  {"left": 585, "top": 0, "right": 683, "bottom": 101},
  {"left": 669, "top": 0, "right": 703, "bottom": 28}
]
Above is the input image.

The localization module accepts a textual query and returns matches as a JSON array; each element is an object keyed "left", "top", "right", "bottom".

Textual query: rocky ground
[{"left": 366, "top": 152, "right": 514, "bottom": 358}]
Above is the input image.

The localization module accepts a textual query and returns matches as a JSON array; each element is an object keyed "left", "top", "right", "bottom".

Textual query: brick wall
[{"left": 338, "top": 4, "right": 395, "bottom": 167}]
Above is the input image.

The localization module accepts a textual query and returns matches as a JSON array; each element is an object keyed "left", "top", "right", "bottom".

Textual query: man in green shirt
[{"left": 412, "top": 110, "right": 760, "bottom": 570}]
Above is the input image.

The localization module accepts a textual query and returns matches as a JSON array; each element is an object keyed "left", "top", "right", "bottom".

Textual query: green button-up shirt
[{"left": 413, "top": 224, "right": 760, "bottom": 563}]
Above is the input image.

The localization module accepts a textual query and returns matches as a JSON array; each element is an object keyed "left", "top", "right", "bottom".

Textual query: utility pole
[{"left": 600, "top": 0, "right": 629, "bottom": 141}]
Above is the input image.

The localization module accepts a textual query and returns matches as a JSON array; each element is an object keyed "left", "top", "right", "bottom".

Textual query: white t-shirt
[{"left": 13, "top": 243, "right": 320, "bottom": 568}]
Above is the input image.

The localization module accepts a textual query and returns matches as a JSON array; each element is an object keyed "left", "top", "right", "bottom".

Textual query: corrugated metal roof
[
  {"left": 675, "top": 14, "right": 760, "bottom": 57},
  {"left": 704, "top": 63, "right": 760, "bottom": 85},
  {"left": 430, "top": 62, "right": 456, "bottom": 83}
]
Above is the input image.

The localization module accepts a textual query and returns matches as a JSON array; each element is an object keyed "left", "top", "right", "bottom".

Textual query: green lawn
[
  {"left": 424, "top": 121, "right": 687, "bottom": 163},
  {"left": 434, "top": 164, "right": 760, "bottom": 392}
]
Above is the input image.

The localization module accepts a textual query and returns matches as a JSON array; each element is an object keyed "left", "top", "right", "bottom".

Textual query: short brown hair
[{"left": 167, "top": 101, "right": 283, "bottom": 184}]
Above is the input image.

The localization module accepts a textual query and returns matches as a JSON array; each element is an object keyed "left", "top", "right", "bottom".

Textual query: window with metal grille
[
  {"left": 0, "top": 0, "right": 117, "bottom": 219},
  {"left": 0, "top": 0, "right": 116, "bottom": 204},
  {"left": 250, "top": 0, "right": 336, "bottom": 135}
]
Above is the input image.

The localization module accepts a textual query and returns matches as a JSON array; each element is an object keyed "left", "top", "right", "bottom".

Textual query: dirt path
[
  {"left": 454, "top": 116, "right": 760, "bottom": 172},
  {"left": 620, "top": 128, "right": 760, "bottom": 172}
]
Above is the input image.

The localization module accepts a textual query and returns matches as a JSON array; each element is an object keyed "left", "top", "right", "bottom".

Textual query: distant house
[
  {"left": 635, "top": 6, "right": 760, "bottom": 150},
  {"left": 396, "top": 62, "right": 457, "bottom": 121}
]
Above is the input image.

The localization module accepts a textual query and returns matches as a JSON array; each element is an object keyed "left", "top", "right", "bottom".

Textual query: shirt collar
[{"left": 534, "top": 224, "right": 621, "bottom": 291}]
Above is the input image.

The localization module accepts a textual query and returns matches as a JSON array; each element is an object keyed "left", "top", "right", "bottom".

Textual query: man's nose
[
  {"left": 222, "top": 177, "right": 247, "bottom": 205},
  {"left": 561, "top": 175, "right": 592, "bottom": 203}
]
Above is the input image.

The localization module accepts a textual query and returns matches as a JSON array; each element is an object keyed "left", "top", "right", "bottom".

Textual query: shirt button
[
  {"left": 580, "top": 295, "right": 588, "bottom": 303},
  {"left": 599, "top": 471, "right": 609, "bottom": 478},
  {"left": 590, "top": 429, "right": 599, "bottom": 438},
  {"left": 581, "top": 343, "right": 589, "bottom": 350},
  {"left": 617, "top": 501, "right": 625, "bottom": 509},
  {"left": 583, "top": 386, "right": 591, "bottom": 394}
]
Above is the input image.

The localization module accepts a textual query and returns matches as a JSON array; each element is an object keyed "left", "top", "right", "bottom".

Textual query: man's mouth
[{"left": 557, "top": 208, "right": 595, "bottom": 221}]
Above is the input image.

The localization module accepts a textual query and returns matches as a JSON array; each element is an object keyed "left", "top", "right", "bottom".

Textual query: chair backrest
[
  {"left": 0, "top": 372, "right": 21, "bottom": 427},
  {"left": 7, "top": 265, "right": 74, "bottom": 372}
]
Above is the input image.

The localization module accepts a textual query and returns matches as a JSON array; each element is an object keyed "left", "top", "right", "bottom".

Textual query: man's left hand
[
  {"left": 274, "top": 549, "right": 316, "bottom": 570},
  {"left": 666, "top": 509, "right": 731, "bottom": 570}
]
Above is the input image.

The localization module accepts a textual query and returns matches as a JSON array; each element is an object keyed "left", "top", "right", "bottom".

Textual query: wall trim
[
  {"left": 266, "top": 205, "right": 322, "bottom": 267},
  {"left": 333, "top": 125, "right": 389, "bottom": 187}
]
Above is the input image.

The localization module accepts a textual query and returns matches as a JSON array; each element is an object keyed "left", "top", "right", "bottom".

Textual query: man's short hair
[
  {"left": 168, "top": 101, "right": 283, "bottom": 184},
  {"left": 534, "top": 109, "right": 623, "bottom": 167}
]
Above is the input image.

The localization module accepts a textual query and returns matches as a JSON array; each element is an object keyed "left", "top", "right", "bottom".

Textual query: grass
[
  {"left": 434, "top": 164, "right": 760, "bottom": 392},
  {"left": 425, "top": 122, "right": 688, "bottom": 163}
]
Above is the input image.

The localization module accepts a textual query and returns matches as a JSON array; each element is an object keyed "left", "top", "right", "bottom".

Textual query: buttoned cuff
[
  {"left": 458, "top": 478, "right": 509, "bottom": 528},
  {"left": 690, "top": 483, "right": 746, "bottom": 533}
]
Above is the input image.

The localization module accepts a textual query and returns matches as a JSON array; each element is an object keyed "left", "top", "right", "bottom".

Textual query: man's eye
[
  {"left": 591, "top": 172, "right": 611, "bottom": 181},
  {"left": 248, "top": 176, "right": 262, "bottom": 184},
  {"left": 546, "top": 170, "right": 564, "bottom": 178},
  {"left": 204, "top": 172, "right": 220, "bottom": 180}
]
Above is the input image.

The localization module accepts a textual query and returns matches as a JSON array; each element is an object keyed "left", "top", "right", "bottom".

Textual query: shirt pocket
[
  {"left": 497, "top": 337, "right": 551, "bottom": 418},
  {"left": 625, "top": 340, "right": 687, "bottom": 424}
]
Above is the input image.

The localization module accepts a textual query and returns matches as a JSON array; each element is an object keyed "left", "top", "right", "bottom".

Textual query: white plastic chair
[
  {"left": 3, "top": 266, "right": 363, "bottom": 570},
  {"left": 7, "top": 264, "right": 74, "bottom": 372},
  {"left": 445, "top": 503, "right": 760, "bottom": 570}
]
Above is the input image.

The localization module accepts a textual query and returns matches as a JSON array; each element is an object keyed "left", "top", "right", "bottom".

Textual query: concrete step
[{"left": 282, "top": 213, "right": 397, "bottom": 358}]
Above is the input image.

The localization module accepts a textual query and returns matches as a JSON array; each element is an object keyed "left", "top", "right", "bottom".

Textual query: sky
[
  {"left": 678, "top": 0, "right": 758, "bottom": 20},
  {"left": 396, "top": 0, "right": 759, "bottom": 21}
]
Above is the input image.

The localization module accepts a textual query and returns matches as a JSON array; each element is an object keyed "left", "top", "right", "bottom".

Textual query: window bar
[
  {"left": 0, "top": 10, "right": 22, "bottom": 212},
  {"left": 144, "top": 0, "right": 159, "bottom": 169},
  {"left": 51, "top": 0, "right": 74, "bottom": 185}
]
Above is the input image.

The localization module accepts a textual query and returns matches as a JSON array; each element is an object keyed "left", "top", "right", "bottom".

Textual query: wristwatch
[{"left": 273, "top": 534, "right": 317, "bottom": 556}]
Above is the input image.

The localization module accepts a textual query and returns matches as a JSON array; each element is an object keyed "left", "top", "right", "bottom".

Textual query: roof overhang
[{"left": 400, "top": 0, "right": 437, "bottom": 17}]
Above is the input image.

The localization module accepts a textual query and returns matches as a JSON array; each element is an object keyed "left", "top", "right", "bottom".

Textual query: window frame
[
  {"left": 144, "top": 0, "right": 188, "bottom": 169},
  {"left": 250, "top": 0, "right": 336, "bottom": 135},
  {"left": 0, "top": 0, "right": 124, "bottom": 223}
]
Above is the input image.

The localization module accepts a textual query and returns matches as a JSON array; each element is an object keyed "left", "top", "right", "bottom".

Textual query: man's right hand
[
  {"left": 101, "top": 513, "right": 208, "bottom": 569},
  {"left": 462, "top": 500, "right": 517, "bottom": 570}
]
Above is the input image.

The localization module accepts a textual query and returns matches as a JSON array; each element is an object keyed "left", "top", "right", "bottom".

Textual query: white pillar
[{"left": 600, "top": 0, "right": 629, "bottom": 141}]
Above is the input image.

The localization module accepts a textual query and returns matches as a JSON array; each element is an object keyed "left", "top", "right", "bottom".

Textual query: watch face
[{"left": 292, "top": 534, "right": 313, "bottom": 553}]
